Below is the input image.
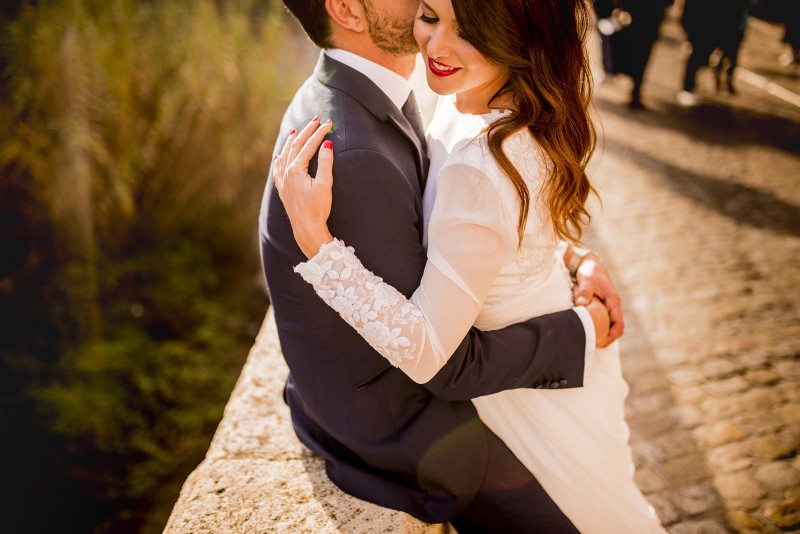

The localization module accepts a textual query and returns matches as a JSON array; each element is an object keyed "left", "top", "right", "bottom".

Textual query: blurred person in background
[
  {"left": 749, "top": 0, "right": 800, "bottom": 66},
  {"left": 712, "top": 0, "right": 752, "bottom": 94},
  {"left": 779, "top": 0, "right": 800, "bottom": 66},
  {"left": 594, "top": 0, "right": 674, "bottom": 109},
  {"left": 678, "top": 0, "right": 753, "bottom": 106}
]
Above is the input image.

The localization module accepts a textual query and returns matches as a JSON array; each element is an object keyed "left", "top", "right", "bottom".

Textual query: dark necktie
[{"left": 401, "top": 91, "right": 427, "bottom": 152}]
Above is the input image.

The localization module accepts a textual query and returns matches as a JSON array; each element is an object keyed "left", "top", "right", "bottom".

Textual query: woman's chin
[{"left": 425, "top": 73, "right": 454, "bottom": 96}]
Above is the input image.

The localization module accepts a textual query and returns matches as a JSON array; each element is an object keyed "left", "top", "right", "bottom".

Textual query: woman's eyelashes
[
  {"left": 418, "top": 13, "right": 438, "bottom": 24},
  {"left": 417, "top": 14, "right": 465, "bottom": 40}
]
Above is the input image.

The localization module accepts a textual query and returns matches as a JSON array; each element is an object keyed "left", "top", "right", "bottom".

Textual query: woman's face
[{"left": 413, "top": 0, "right": 509, "bottom": 114}]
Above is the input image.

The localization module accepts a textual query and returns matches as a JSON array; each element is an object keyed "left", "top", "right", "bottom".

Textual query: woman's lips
[{"left": 428, "top": 57, "right": 461, "bottom": 77}]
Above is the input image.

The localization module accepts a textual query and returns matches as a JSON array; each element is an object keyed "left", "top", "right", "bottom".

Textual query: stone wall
[{"left": 164, "top": 308, "right": 449, "bottom": 533}]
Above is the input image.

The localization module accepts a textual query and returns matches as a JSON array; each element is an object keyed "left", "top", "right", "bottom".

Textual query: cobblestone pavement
[{"left": 586, "top": 8, "right": 800, "bottom": 534}]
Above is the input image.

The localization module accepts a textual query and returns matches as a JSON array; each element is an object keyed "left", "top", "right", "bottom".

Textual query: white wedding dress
[{"left": 295, "top": 96, "right": 663, "bottom": 533}]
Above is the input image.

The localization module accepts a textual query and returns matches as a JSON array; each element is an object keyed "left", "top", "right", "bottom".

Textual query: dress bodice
[{"left": 425, "top": 96, "right": 574, "bottom": 331}]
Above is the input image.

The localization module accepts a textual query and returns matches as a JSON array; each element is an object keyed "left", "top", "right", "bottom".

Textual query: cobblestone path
[{"left": 587, "top": 8, "right": 800, "bottom": 533}]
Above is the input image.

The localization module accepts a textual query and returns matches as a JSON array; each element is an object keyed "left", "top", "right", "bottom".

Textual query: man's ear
[{"left": 325, "top": 0, "right": 368, "bottom": 33}]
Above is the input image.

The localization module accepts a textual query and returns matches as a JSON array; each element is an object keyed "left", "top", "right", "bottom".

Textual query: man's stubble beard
[{"left": 362, "top": 2, "right": 419, "bottom": 56}]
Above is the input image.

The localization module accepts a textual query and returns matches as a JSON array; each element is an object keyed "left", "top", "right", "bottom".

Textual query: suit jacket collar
[
  {"left": 324, "top": 48, "right": 410, "bottom": 110},
  {"left": 314, "top": 53, "right": 428, "bottom": 188}
]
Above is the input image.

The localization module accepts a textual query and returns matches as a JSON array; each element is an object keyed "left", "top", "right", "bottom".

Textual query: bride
[{"left": 273, "top": 0, "right": 663, "bottom": 532}]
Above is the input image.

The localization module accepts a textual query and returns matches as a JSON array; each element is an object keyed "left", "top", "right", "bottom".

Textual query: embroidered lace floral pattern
[
  {"left": 515, "top": 244, "right": 553, "bottom": 283},
  {"left": 294, "top": 238, "right": 426, "bottom": 367}
]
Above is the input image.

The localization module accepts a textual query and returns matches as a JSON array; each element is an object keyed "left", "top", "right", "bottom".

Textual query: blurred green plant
[{"left": 0, "top": 0, "right": 315, "bottom": 531}]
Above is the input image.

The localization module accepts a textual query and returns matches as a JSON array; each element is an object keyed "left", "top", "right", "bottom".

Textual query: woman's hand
[
  {"left": 273, "top": 117, "right": 335, "bottom": 259},
  {"left": 571, "top": 252, "right": 624, "bottom": 347}
]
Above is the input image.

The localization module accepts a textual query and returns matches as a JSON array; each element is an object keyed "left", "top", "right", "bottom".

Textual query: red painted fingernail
[
  {"left": 274, "top": 154, "right": 278, "bottom": 160},
  {"left": 323, "top": 140, "right": 333, "bottom": 150},
  {"left": 312, "top": 116, "right": 319, "bottom": 122},
  {"left": 290, "top": 129, "right": 296, "bottom": 135}
]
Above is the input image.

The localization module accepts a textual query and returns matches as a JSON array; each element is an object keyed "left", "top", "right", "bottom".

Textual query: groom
[{"left": 260, "top": 0, "right": 622, "bottom": 531}]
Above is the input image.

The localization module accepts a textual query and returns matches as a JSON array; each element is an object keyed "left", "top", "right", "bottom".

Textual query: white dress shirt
[{"left": 324, "top": 48, "right": 411, "bottom": 111}]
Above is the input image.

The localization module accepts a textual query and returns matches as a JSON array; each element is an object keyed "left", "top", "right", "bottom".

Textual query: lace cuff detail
[{"left": 294, "top": 238, "right": 425, "bottom": 367}]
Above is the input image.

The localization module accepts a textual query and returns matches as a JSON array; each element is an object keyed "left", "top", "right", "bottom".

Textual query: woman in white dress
[{"left": 273, "top": 0, "right": 664, "bottom": 532}]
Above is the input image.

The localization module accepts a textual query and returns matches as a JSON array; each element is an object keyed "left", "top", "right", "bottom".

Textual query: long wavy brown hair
[{"left": 452, "top": 0, "right": 597, "bottom": 246}]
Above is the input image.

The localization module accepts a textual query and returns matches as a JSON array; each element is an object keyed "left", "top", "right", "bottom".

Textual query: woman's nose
[{"left": 425, "top": 28, "right": 451, "bottom": 59}]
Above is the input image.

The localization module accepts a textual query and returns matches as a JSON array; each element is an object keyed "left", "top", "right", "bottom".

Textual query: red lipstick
[{"left": 428, "top": 57, "right": 460, "bottom": 77}]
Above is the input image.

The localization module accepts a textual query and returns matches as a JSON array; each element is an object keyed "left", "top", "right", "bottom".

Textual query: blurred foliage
[{"left": 0, "top": 0, "right": 315, "bottom": 531}]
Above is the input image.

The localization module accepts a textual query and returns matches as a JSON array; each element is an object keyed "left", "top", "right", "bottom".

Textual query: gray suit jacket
[{"left": 259, "top": 52, "right": 587, "bottom": 523}]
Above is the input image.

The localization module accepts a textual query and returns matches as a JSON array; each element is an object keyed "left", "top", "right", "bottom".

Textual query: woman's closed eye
[
  {"left": 418, "top": 12, "right": 438, "bottom": 24},
  {"left": 417, "top": 13, "right": 466, "bottom": 40}
]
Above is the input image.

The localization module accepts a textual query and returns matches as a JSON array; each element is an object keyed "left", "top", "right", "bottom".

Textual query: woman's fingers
[
  {"left": 274, "top": 117, "right": 332, "bottom": 194},
  {"left": 288, "top": 117, "right": 323, "bottom": 166},
  {"left": 273, "top": 155, "right": 282, "bottom": 190},
  {"left": 315, "top": 138, "right": 334, "bottom": 190},
  {"left": 274, "top": 128, "right": 297, "bottom": 191},
  {"left": 288, "top": 120, "right": 333, "bottom": 181},
  {"left": 572, "top": 279, "right": 592, "bottom": 307},
  {"left": 274, "top": 120, "right": 336, "bottom": 259}
]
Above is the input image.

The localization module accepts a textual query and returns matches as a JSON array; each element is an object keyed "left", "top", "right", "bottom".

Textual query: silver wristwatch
[{"left": 567, "top": 247, "right": 592, "bottom": 280}]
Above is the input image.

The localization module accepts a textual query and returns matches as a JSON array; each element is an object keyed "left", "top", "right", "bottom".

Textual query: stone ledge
[{"left": 164, "top": 308, "right": 447, "bottom": 533}]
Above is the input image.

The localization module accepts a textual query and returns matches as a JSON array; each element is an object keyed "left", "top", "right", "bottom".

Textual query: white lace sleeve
[
  {"left": 294, "top": 160, "right": 518, "bottom": 384},
  {"left": 294, "top": 238, "right": 428, "bottom": 367}
]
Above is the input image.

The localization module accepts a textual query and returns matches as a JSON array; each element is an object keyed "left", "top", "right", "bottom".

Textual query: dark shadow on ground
[
  {"left": 595, "top": 97, "right": 800, "bottom": 155},
  {"left": 602, "top": 139, "right": 800, "bottom": 237}
]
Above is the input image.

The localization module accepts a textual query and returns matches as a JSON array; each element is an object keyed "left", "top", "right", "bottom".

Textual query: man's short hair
[{"left": 284, "top": 0, "right": 334, "bottom": 48}]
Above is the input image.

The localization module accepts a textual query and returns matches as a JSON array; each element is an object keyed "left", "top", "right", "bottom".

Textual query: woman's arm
[
  {"left": 292, "top": 160, "right": 517, "bottom": 383},
  {"left": 276, "top": 119, "right": 609, "bottom": 388},
  {"left": 275, "top": 119, "right": 517, "bottom": 383}
]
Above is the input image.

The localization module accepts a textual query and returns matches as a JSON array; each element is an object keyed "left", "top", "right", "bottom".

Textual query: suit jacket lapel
[
  {"left": 314, "top": 53, "right": 429, "bottom": 192},
  {"left": 385, "top": 108, "right": 429, "bottom": 190}
]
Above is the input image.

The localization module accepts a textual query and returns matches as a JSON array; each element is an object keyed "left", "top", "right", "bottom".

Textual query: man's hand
[
  {"left": 572, "top": 252, "right": 624, "bottom": 347},
  {"left": 586, "top": 297, "right": 610, "bottom": 347}
]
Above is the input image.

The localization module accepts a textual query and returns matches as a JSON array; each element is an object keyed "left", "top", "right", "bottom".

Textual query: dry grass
[{"left": 0, "top": 0, "right": 317, "bottom": 530}]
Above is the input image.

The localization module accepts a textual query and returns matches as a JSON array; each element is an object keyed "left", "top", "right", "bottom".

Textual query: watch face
[{"left": 568, "top": 249, "right": 592, "bottom": 276}]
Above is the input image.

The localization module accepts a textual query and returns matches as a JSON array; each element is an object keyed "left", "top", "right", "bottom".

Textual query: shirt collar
[{"left": 324, "top": 48, "right": 412, "bottom": 111}]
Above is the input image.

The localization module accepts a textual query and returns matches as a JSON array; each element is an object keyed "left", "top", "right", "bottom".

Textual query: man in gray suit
[{"left": 259, "top": 0, "right": 621, "bottom": 531}]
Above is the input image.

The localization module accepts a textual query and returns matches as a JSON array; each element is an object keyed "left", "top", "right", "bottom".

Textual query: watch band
[{"left": 567, "top": 247, "right": 591, "bottom": 279}]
